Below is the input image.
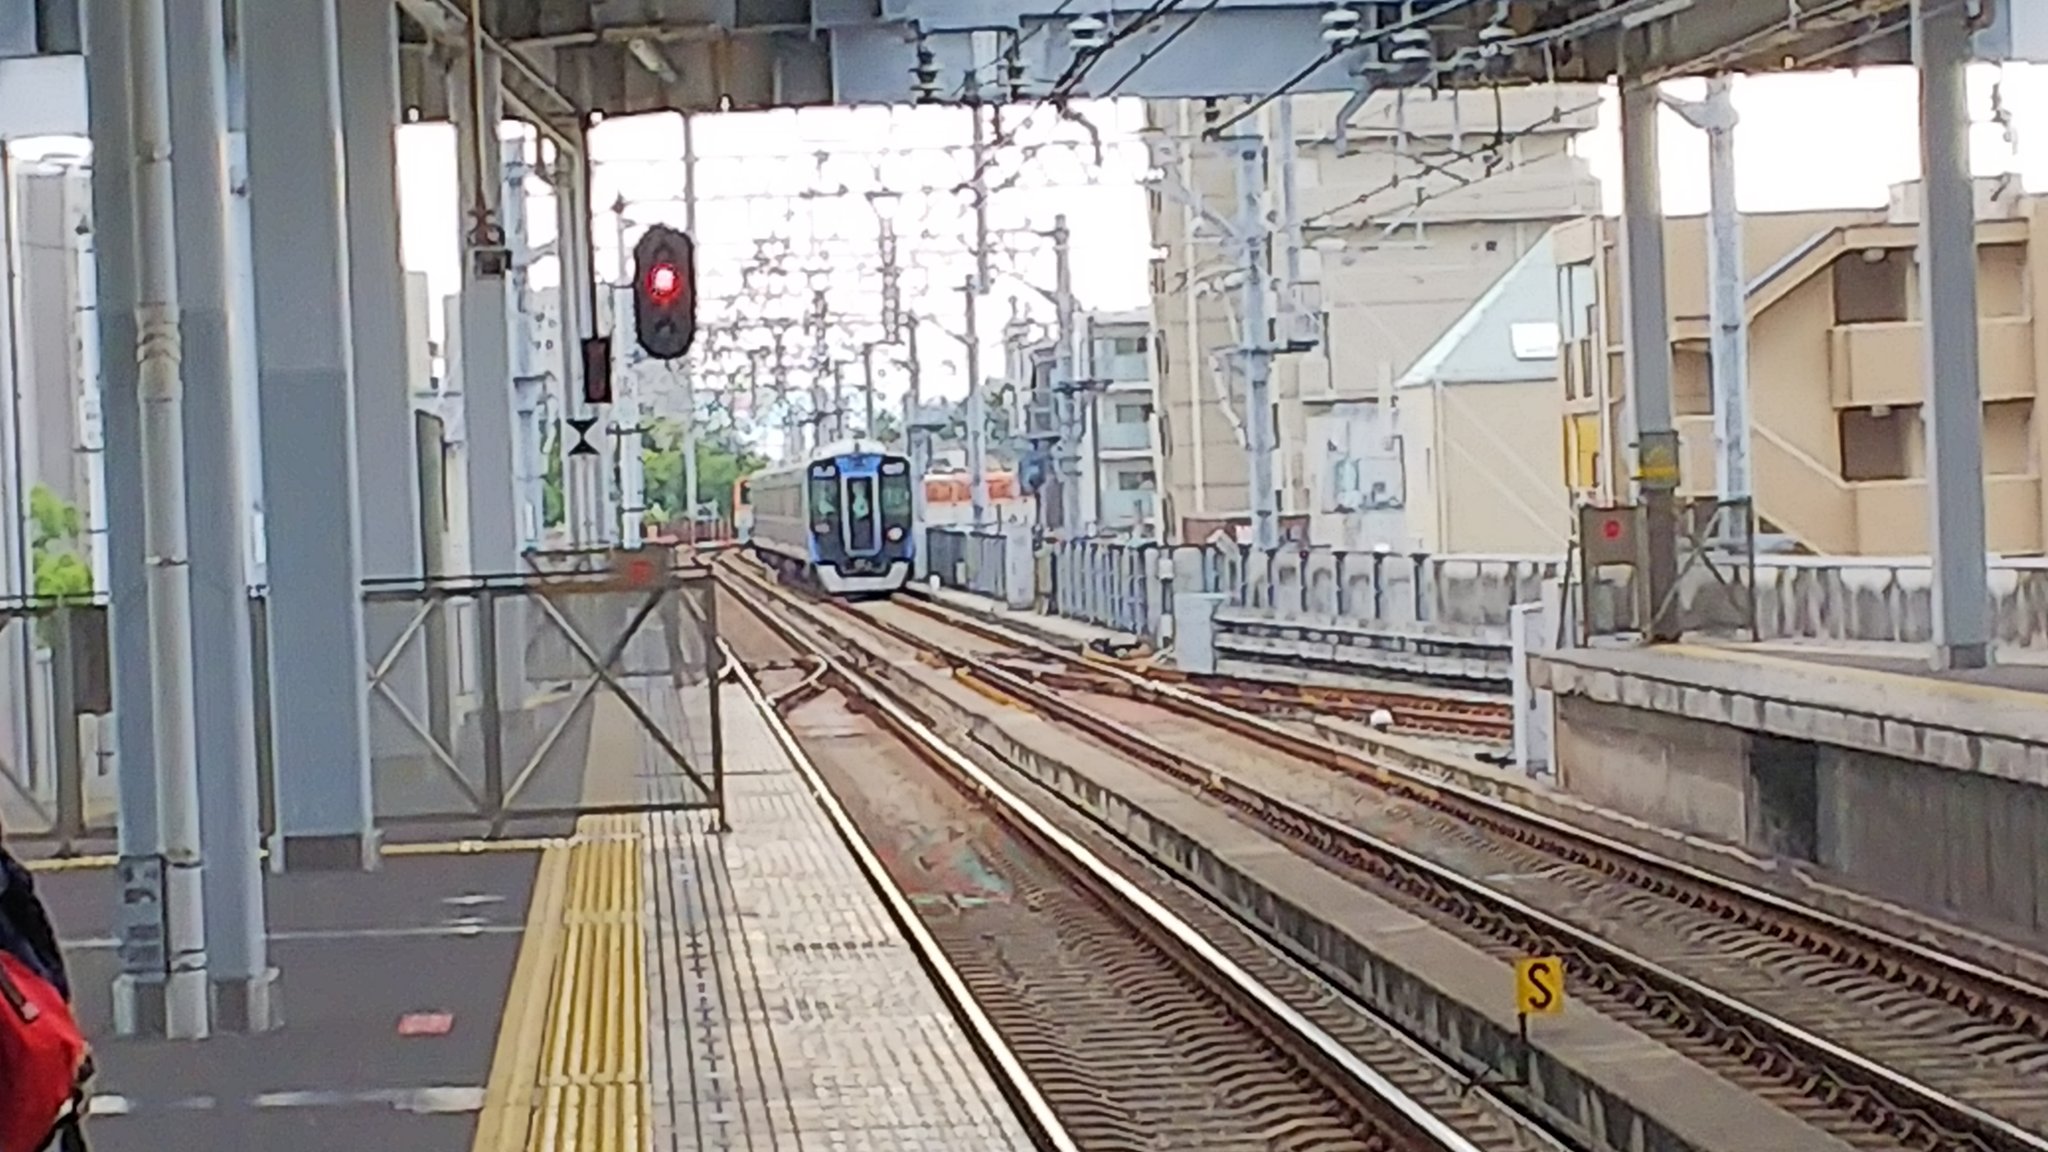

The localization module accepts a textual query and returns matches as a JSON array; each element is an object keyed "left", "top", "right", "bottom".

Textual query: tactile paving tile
[{"left": 643, "top": 688, "right": 1033, "bottom": 1151}]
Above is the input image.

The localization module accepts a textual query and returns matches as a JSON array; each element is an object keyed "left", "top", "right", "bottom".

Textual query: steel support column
[
  {"left": 85, "top": 0, "right": 175, "bottom": 1036},
  {"left": 1915, "top": 0, "right": 1990, "bottom": 670},
  {"left": 244, "top": 0, "right": 378, "bottom": 871},
  {"left": 83, "top": 0, "right": 158, "bottom": 865},
  {"left": 338, "top": 0, "right": 421, "bottom": 582},
  {"left": 166, "top": 0, "right": 274, "bottom": 1032},
  {"left": 1617, "top": 79, "right": 1681, "bottom": 642}
]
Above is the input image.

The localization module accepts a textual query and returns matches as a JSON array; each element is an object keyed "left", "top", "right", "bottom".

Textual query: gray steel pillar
[
  {"left": 1617, "top": 79, "right": 1682, "bottom": 642},
  {"left": 84, "top": 0, "right": 168, "bottom": 1031},
  {"left": 167, "top": 0, "right": 275, "bottom": 1032},
  {"left": 243, "top": 0, "right": 377, "bottom": 870},
  {"left": 339, "top": 0, "right": 428, "bottom": 784},
  {"left": 451, "top": 58, "right": 519, "bottom": 574},
  {"left": 1915, "top": 0, "right": 1991, "bottom": 670},
  {"left": 337, "top": 0, "right": 421, "bottom": 581}
]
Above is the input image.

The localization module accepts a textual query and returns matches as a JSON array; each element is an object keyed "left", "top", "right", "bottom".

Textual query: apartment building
[
  {"left": 1145, "top": 86, "right": 1601, "bottom": 545},
  {"left": 1080, "top": 310, "right": 1160, "bottom": 534},
  {"left": 1557, "top": 177, "right": 2048, "bottom": 556},
  {"left": 1009, "top": 309, "right": 1160, "bottom": 535}
]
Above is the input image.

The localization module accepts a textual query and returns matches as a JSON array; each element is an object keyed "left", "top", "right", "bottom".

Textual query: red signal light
[
  {"left": 646, "top": 262, "right": 682, "bottom": 306},
  {"left": 1601, "top": 517, "right": 1622, "bottom": 540}
]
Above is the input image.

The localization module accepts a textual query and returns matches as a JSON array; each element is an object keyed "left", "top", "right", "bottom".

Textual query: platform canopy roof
[{"left": 372, "top": 0, "right": 1940, "bottom": 129}]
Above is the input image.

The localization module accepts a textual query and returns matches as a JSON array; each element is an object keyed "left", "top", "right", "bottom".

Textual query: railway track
[
  {"left": 722, "top": 580, "right": 1563, "bottom": 1152},
  {"left": 889, "top": 590, "right": 1515, "bottom": 742},
  {"left": 723, "top": 561, "right": 2048, "bottom": 1152}
]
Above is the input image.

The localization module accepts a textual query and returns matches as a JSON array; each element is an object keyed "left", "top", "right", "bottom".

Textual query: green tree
[
  {"left": 640, "top": 418, "right": 767, "bottom": 526},
  {"left": 29, "top": 484, "right": 92, "bottom": 604},
  {"left": 869, "top": 408, "right": 902, "bottom": 446}
]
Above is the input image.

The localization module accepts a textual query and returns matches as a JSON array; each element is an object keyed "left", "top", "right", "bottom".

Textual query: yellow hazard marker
[
  {"left": 1507, "top": 955, "right": 1565, "bottom": 1088},
  {"left": 1513, "top": 955, "right": 1565, "bottom": 1017}
]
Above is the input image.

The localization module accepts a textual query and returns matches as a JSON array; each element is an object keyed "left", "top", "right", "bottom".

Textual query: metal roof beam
[{"left": 396, "top": 0, "right": 586, "bottom": 151}]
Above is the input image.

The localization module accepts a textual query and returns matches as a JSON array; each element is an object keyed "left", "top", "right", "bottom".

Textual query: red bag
[{"left": 0, "top": 948, "right": 89, "bottom": 1152}]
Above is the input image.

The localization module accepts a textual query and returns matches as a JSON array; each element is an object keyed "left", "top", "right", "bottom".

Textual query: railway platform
[
  {"left": 1529, "top": 638, "right": 2048, "bottom": 955},
  {"left": 31, "top": 668, "right": 1029, "bottom": 1150}
]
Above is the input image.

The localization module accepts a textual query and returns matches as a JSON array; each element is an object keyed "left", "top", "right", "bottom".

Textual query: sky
[
  {"left": 14, "top": 59, "right": 2043, "bottom": 421},
  {"left": 391, "top": 61, "right": 2048, "bottom": 425}
]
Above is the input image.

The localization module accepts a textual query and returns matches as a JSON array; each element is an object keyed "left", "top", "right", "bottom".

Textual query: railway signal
[{"left": 632, "top": 225, "right": 697, "bottom": 360}]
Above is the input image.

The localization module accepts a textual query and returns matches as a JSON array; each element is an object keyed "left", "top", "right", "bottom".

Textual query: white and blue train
[{"left": 746, "top": 439, "right": 916, "bottom": 596}]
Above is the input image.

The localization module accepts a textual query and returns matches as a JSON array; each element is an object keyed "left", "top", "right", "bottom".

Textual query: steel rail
[{"left": 725, "top": 574, "right": 1497, "bottom": 1152}]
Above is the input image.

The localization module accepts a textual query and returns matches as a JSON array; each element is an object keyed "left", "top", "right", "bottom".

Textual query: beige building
[
  {"left": 1557, "top": 177, "right": 2048, "bottom": 556},
  {"left": 1392, "top": 232, "right": 1572, "bottom": 554},
  {"left": 1145, "top": 86, "right": 1601, "bottom": 544}
]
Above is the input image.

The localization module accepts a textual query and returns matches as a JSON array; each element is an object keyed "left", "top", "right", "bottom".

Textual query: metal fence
[
  {"left": 926, "top": 525, "right": 2048, "bottom": 650},
  {"left": 360, "top": 557, "right": 723, "bottom": 831},
  {"left": 0, "top": 600, "right": 112, "bottom": 850},
  {"left": 4, "top": 554, "right": 725, "bottom": 851}
]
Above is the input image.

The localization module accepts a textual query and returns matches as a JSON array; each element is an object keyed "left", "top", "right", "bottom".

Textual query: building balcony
[{"left": 1828, "top": 316, "right": 2035, "bottom": 408}]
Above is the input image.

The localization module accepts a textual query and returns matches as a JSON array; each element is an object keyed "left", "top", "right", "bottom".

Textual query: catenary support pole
[
  {"left": 1914, "top": 0, "right": 1990, "bottom": 670},
  {"left": 1231, "top": 134, "right": 1279, "bottom": 552},
  {"left": 167, "top": 0, "right": 273, "bottom": 1033},
  {"left": 130, "top": 0, "right": 211, "bottom": 1040},
  {"left": 861, "top": 343, "right": 877, "bottom": 438},
  {"left": 83, "top": 0, "right": 169, "bottom": 1033},
  {"left": 1051, "top": 214, "right": 1083, "bottom": 536},
  {"left": 963, "top": 275, "right": 988, "bottom": 527},
  {"left": 1662, "top": 78, "right": 1749, "bottom": 509},
  {"left": 243, "top": 0, "right": 377, "bottom": 871},
  {"left": 1617, "top": 78, "right": 1682, "bottom": 641},
  {"left": 452, "top": 57, "right": 519, "bottom": 574}
]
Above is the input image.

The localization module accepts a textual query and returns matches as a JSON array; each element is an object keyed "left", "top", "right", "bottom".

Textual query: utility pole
[
  {"left": 131, "top": 0, "right": 211, "bottom": 1039},
  {"left": 1229, "top": 131, "right": 1280, "bottom": 552},
  {"left": 1665, "top": 77, "right": 1749, "bottom": 512},
  {"left": 1050, "top": 214, "right": 1084, "bottom": 536}
]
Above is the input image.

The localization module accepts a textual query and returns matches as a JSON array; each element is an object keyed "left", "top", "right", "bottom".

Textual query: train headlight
[
  {"left": 812, "top": 520, "right": 833, "bottom": 536},
  {"left": 885, "top": 526, "right": 905, "bottom": 543}
]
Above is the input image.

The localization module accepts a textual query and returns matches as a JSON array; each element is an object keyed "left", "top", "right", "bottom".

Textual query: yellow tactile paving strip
[{"left": 475, "top": 813, "right": 650, "bottom": 1152}]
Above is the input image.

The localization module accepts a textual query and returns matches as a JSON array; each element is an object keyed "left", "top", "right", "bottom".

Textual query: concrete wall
[
  {"left": 1554, "top": 696, "right": 1749, "bottom": 844},
  {"left": 1551, "top": 690, "right": 2048, "bottom": 946},
  {"left": 1818, "top": 746, "right": 2048, "bottom": 940}
]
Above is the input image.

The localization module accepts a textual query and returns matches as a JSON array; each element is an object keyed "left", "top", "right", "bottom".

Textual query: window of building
[
  {"left": 1984, "top": 399, "right": 2034, "bottom": 475},
  {"left": 1838, "top": 406, "right": 1913, "bottom": 482},
  {"left": 1113, "top": 401, "right": 1152, "bottom": 424},
  {"left": 1832, "top": 250, "right": 1909, "bottom": 324},
  {"left": 1112, "top": 334, "right": 1148, "bottom": 356},
  {"left": 1118, "top": 470, "right": 1156, "bottom": 491}
]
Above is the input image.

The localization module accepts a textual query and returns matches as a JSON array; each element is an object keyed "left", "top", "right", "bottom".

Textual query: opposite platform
[{"left": 1530, "top": 640, "right": 2048, "bottom": 951}]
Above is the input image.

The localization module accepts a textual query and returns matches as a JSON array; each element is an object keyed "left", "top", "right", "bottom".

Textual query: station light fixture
[{"left": 632, "top": 224, "right": 698, "bottom": 361}]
